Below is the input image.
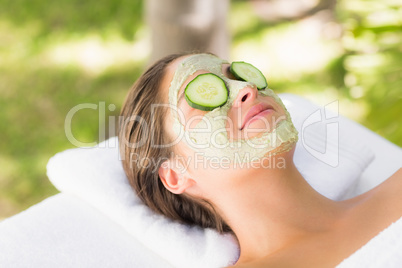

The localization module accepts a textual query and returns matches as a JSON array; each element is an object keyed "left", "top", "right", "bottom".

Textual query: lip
[{"left": 241, "top": 103, "right": 274, "bottom": 130}]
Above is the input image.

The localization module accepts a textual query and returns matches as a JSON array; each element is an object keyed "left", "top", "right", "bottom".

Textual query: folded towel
[
  {"left": 336, "top": 216, "right": 402, "bottom": 268},
  {"left": 47, "top": 94, "right": 375, "bottom": 267}
]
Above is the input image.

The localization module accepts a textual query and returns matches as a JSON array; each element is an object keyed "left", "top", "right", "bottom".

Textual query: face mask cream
[{"left": 168, "top": 54, "right": 298, "bottom": 163}]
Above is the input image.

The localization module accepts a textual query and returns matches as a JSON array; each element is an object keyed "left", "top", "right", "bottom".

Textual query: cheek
[
  {"left": 269, "top": 97, "right": 288, "bottom": 120},
  {"left": 177, "top": 103, "right": 207, "bottom": 130},
  {"left": 164, "top": 109, "right": 184, "bottom": 145},
  {"left": 163, "top": 116, "right": 176, "bottom": 143}
]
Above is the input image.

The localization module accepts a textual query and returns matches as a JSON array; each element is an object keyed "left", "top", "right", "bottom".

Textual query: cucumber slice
[
  {"left": 184, "top": 73, "right": 228, "bottom": 111},
  {"left": 230, "top": 61, "right": 268, "bottom": 90}
]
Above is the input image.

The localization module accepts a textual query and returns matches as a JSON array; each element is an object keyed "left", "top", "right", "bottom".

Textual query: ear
[{"left": 158, "top": 161, "right": 195, "bottom": 194}]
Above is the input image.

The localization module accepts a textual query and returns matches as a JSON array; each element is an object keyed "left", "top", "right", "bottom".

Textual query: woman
[{"left": 118, "top": 53, "right": 402, "bottom": 267}]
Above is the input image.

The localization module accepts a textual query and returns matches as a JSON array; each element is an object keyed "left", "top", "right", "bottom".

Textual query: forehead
[
  {"left": 175, "top": 54, "right": 227, "bottom": 75},
  {"left": 165, "top": 54, "right": 226, "bottom": 82}
]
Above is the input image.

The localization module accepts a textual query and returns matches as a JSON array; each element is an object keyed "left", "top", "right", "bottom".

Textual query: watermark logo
[
  {"left": 129, "top": 151, "right": 287, "bottom": 173},
  {"left": 64, "top": 100, "right": 340, "bottom": 167},
  {"left": 300, "top": 100, "right": 339, "bottom": 167},
  {"left": 64, "top": 101, "right": 117, "bottom": 147}
]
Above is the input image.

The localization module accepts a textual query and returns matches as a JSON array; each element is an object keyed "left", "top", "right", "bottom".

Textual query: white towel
[
  {"left": 336, "top": 216, "right": 402, "bottom": 268},
  {"left": 47, "top": 94, "right": 375, "bottom": 267},
  {"left": 0, "top": 193, "right": 174, "bottom": 268},
  {"left": 47, "top": 138, "right": 239, "bottom": 268}
]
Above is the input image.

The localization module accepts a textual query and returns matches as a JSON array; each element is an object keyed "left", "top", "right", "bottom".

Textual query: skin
[{"left": 158, "top": 55, "right": 402, "bottom": 267}]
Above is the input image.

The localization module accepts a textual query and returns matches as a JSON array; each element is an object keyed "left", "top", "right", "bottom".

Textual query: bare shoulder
[
  {"left": 386, "top": 167, "right": 401, "bottom": 185},
  {"left": 356, "top": 168, "right": 402, "bottom": 227},
  {"left": 378, "top": 167, "right": 402, "bottom": 208},
  {"left": 370, "top": 168, "right": 402, "bottom": 202},
  {"left": 228, "top": 169, "right": 402, "bottom": 268}
]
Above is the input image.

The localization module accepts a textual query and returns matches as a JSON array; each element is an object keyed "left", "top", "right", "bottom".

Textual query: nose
[{"left": 232, "top": 85, "right": 258, "bottom": 108}]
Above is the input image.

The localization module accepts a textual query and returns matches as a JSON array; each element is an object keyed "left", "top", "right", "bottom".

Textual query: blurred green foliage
[
  {"left": 230, "top": 0, "right": 401, "bottom": 145},
  {"left": 0, "top": 0, "right": 144, "bottom": 218},
  {"left": 0, "top": 0, "right": 143, "bottom": 40},
  {"left": 336, "top": 0, "right": 402, "bottom": 144},
  {"left": 0, "top": 0, "right": 401, "bottom": 219}
]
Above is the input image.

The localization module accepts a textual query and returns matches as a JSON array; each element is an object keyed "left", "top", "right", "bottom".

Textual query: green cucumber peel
[{"left": 230, "top": 61, "right": 268, "bottom": 90}]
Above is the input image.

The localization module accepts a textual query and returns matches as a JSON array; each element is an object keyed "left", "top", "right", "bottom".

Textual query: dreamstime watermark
[{"left": 64, "top": 99, "right": 340, "bottom": 167}]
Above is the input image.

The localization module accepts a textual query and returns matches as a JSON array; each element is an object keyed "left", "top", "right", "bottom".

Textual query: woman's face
[
  {"left": 160, "top": 54, "right": 298, "bottom": 168},
  {"left": 171, "top": 63, "right": 286, "bottom": 141}
]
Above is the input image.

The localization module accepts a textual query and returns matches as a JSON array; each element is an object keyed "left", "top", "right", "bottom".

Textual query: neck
[{"left": 212, "top": 154, "right": 349, "bottom": 263}]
